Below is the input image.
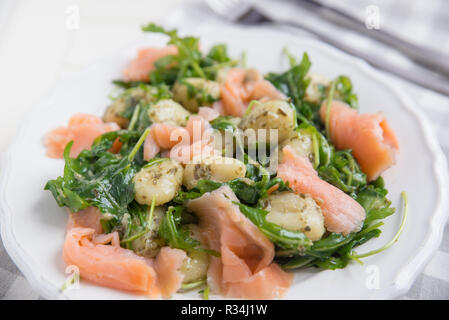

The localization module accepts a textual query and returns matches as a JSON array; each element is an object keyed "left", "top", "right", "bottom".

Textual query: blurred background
[{"left": 0, "top": 0, "right": 448, "bottom": 299}]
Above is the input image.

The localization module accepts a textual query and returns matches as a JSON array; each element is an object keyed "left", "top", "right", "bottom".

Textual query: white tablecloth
[{"left": 0, "top": 0, "right": 448, "bottom": 299}]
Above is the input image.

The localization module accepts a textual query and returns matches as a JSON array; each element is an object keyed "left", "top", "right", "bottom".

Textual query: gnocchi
[
  {"left": 172, "top": 78, "right": 220, "bottom": 113},
  {"left": 264, "top": 191, "right": 325, "bottom": 241},
  {"left": 239, "top": 99, "right": 296, "bottom": 144},
  {"left": 304, "top": 72, "right": 330, "bottom": 104},
  {"left": 134, "top": 159, "right": 183, "bottom": 206},
  {"left": 183, "top": 155, "right": 246, "bottom": 190},
  {"left": 103, "top": 85, "right": 158, "bottom": 128},
  {"left": 131, "top": 206, "right": 166, "bottom": 258},
  {"left": 280, "top": 130, "right": 315, "bottom": 164},
  {"left": 179, "top": 224, "right": 209, "bottom": 284},
  {"left": 147, "top": 99, "right": 191, "bottom": 126}
]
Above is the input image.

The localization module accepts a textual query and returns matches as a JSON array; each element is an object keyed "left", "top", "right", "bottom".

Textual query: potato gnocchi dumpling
[
  {"left": 179, "top": 224, "right": 209, "bottom": 284},
  {"left": 172, "top": 78, "right": 220, "bottom": 113},
  {"left": 239, "top": 99, "right": 296, "bottom": 144},
  {"left": 264, "top": 191, "right": 325, "bottom": 241},
  {"left": 103, "top": 85, "right": 159, "bottom": 128},
  {"left": 131, "top": 206, "right": 166, "bottom": 258},
  {"left": 147, "top": 99, "right": 191, "bottom": 126},
  {"left": 216, "top": 68, "right": 229, "bottom": 84},
  {"left": 134, "top": 159, "right": 183, "bottom": 206},
  {"left": 280, "top": 130, "right": 314, "bottom": 164},
  {"left": 304, "top": 72, "right": 330, "bottom": 104},
  {"left": 183, "top": 155, "right": 246, "bottom": 190}
]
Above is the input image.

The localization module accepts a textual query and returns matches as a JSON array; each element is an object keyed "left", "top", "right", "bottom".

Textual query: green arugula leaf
[
  {"left": 333, "top": 75, "right": 358, "bottom": 109},
  {"left": 318, "top": 150, "right": 367, "bottom": 197},
  {"left": 158, "top": 206, "right": 200, "bottom": 250},
  {"left": 265, "top": 52, "right": 312, "bottom": 119},
  {"left": 112, "top": 80, "right": 149, "bottom": 89},
  {"left": 158, "top": 205, "right": 220, "bottom": 257},
  {"left": 141, "top": 23, "right": 236, "bottom": 85},
  {"left": 357, "top": 182, "right": 395, "bottom": 226},
  {"left": 44, "top": 129, "right": 149, "bottom": 218},
  {"left": 179, "top": 78, "right": 218, "bottom": 104}
]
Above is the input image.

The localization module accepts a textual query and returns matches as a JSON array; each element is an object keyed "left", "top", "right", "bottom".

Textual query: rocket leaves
[
  {"left": 44, "top": 129, "right": 149, "bottom": 218},
  {"left": 141, "top": 23, "right": 237, "bottom": 85}
]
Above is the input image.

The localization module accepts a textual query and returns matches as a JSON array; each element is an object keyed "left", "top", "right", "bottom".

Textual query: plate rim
[{"left": 1, "top": 26, "right": 448, "bottom": 300}]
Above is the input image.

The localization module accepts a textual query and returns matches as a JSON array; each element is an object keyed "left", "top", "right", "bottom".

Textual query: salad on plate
[{"left": 43, "top": 23, "right": 406, "bottom": 299}]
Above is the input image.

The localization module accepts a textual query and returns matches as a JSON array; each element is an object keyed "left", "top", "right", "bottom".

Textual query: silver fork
[{"left": 205, "top": 0, "right": 449, "bottom": 97}]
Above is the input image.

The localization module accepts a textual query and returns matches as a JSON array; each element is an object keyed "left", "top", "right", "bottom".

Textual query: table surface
[{"left": 0, "top": 0, "right": 448, "bottom": 300}]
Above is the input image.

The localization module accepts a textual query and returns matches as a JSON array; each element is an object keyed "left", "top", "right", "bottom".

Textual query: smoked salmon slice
[
  {"left": 221, "top": 68, "right": 286, "bottom": 117},
  {"left": 169, "top": 140, "right": 217, "bottom": 165},
  {"left": 143, "top": 123, "right": 190, "bottom": 161},
  {"left": 198, "top": 106, "right": 220, "bottom": 122},
  {"left": 153, "top": 247, "right": 187, "bottom": 298},
  {"left": 66, "top": 207, "right": 103, "bottom": 234},
  {"left": 45, "top": 113, "right": 120, "bottom": 159},
  {"left": 143, "top": 116, "right": 217, "bottom": 163},
  {"left": 63, "top": 227, "right": 159, "bottom": 295},
  {"left": 143, "top": 132, "right": 161, "bottom": 161},
  {"left": 151, "top": 123, "right": 189, "bottom": 149},
  {"left": 187, "top": 186, "right": 293, "bottom": 299},
  {"left": 277, "top": 146, "right": 366, "bottom": 235},
  {"left": 64, "top": 208, "right": 187, "bottom": 298},
  {"left": 185, "top": 115, "right": 213, "bottom": 143},
  {"left": 123, "top": 46, "right": 178, "bottom": 82},
  {"left": 320, "top": 100, "right": 399, "bottom": 181},
  {"left": 212, "top": 101, "right": 225, "bottom": 116}
]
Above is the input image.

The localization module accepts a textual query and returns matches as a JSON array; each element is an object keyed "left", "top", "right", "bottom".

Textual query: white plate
[{"left": 1, "top": 26, "right": 448, "bottom": 300}]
